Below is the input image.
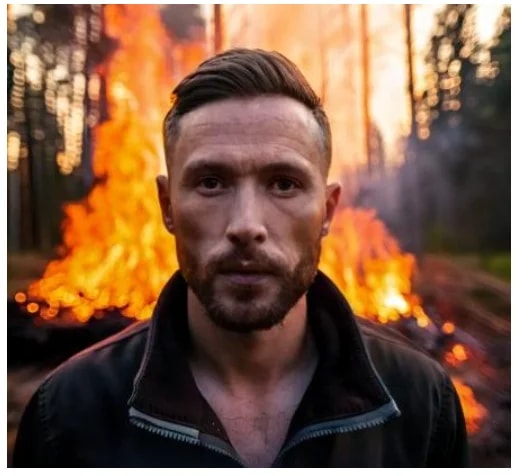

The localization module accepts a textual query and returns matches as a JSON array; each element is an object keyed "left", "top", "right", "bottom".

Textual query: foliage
[
  {"left": 7, "top": 6, "right": 105, "bottom": 251},
  {"left": 411, "top": 5, "right": 511, "bottom": 254}
]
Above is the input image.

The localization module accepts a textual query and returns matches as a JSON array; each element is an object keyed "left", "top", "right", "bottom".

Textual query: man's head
[
  {"left": 157, "top": 48, "right": 340, "bottom": 333},
  {"left": 163, "top": 48, "right": 332, "bottom": 176}
]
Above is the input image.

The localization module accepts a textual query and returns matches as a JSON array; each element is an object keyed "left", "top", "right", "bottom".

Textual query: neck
[{"left": 187, "top": 289, "right": 316, "bottom": 393}]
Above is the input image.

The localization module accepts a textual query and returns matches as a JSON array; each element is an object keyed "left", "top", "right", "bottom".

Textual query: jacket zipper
[
  {"left": 272, "top": 399, "right": 400, "bottom": 465},
  {"left": 129, "top": 399, "right": 400, "bottom": 467},
  {"left": 128, "top": 407, "right": 246, "bottom": 467}
]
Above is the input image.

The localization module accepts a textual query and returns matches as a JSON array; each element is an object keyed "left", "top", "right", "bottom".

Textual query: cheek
[
  {"left": 270, "top": 200, "right": 324, "bottom": 257},
  {"left": 173, "top": 201, "right": 226, "bottom": 257}
]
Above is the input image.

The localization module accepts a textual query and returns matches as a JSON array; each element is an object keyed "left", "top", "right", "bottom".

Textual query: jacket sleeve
[
  {"left": 12, "top": 384, "right": 60, "bottom": 468},
  {"left": 427, "top": 375, "right": 470, "bottom": 467}
]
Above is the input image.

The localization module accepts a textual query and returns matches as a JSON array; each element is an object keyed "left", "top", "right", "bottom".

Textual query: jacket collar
[{"left": 128, "top": 270, "right": 397, "bottom": 442}]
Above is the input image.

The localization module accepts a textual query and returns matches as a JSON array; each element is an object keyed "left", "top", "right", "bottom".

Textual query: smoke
[
  {"left": 352, "top": 113, "right": 510, "bottom": 255},
  {"left": 159, "top": 5, "right": 205, "bottom": 42}
]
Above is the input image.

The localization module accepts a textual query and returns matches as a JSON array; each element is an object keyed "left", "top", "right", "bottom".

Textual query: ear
[
  {"left": 321, "top": 182, "right": 341, "bottom": 237},
  {"left": 156, "top": 175, "right": 175, "bottom": 235}
]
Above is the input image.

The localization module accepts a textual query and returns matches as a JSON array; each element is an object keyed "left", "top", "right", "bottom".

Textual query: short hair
[{"left": 163, "top": 48, "right": 332, "bottom": 175}]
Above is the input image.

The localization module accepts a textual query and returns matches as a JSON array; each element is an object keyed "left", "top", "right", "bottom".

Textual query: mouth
[{"left": 219, "top": 270, "right": 272, "bottom": 286}]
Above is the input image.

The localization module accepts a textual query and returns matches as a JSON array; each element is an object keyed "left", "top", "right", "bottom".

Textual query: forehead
[{"left": 172, "top": 96, "right": 324, "bottom": 173}]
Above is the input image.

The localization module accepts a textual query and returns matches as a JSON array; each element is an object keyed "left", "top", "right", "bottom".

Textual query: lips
[
  {"left": 217, "top": 259, "right": 277, "bottom": 276},
  {"left": 214, "top": 255, "right": 280, "bottom": 286},
  {"left": 221, "top": 271, "right": 270, "bottom": 286}
]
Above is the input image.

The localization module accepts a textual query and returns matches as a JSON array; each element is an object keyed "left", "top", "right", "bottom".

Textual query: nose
[{"left": 225, "top": 184, "right": 267, "bottom": 246}]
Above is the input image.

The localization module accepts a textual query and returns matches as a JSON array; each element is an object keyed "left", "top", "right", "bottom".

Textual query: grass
[
  {"left": 448, "top": 253, "right": 511, "bottom": 283},
  {"left": 479, "top": 254, "right": 511, "bottom": 282}
]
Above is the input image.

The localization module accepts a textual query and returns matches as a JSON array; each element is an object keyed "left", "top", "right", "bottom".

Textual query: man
[{"left": 14, "top": 49, "right": 469, "bottom": 467}]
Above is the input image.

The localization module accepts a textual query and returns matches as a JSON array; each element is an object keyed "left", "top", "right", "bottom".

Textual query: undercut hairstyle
[{"left": 163, "top": 48, "right": 332, "bottom": 175}]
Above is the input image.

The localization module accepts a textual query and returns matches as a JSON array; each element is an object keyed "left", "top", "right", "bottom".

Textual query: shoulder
[
  {"left": 357, "top": 318, "right": 470, "bottom": 466},
  {"left": 356, "top": 318, "right": 451, "bottom": 409},
  {"left": 39, "top": 320, "right": 149, "bottom": 416},
  {"left": 13, "top": 321, "right": 150, "bottom": 466},
  {"left": 358, "top": 317, "right": 446, "bottom": 382}
]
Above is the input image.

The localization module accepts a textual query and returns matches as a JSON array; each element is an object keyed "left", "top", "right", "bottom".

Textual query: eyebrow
[{"left": 182, "top": 156, "right": 315, "bottom": 180}]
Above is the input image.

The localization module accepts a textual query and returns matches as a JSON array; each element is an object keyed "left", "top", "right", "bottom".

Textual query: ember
[
  {"left": 14, "top": 292, "right": 27, "bottom": 304},
  {"left": 442, "top": 322, "right": 456, "bottom": 334},
  {"left": 452, "top": 378, "right": 488, "bottom": 434},
  {"left": 445, "top": 344, "right": 469, "bottom": 366}
]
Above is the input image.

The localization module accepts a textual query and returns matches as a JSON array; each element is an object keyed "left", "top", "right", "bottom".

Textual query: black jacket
[{"left": 13, "top": 271, "right": 469, "bottom": 467}]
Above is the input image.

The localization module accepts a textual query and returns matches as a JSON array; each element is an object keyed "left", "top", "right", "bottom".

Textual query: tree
[
  {"left": 7, "top": 6, "right": 108, "bottom": 251},
  {"left": 411, "top": 5, "right": 511, "bottom": 253}
]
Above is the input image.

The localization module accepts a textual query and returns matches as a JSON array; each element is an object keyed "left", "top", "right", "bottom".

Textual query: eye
[
  {"left": 197, "top": 176, "right": 225, "bottom": 194},
  {"left": 271, "top": 177, "right": 300, "bottom": 195},
  {"left": 200, "top": 177, "right": 220, "bottom": 189}
]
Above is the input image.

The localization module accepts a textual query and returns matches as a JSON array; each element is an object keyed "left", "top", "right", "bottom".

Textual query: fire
[
  {"left": 27, "top": 5, "right": 205, "bottom": 322},
  {"left": 26, "top": 302, "right": 39, "bottom": 314},
  {"left": 319, "top": 208, "right": 420, "bottom": 323},
  {"left": 452, "top": 378, "right": 487, "bottom": 434},
  {"left": 414, "top": 305, "right": 430, "bottom": 328},
  {"left": 445, "top": 344, "right": 469, "bottom": 367},
  {"left": 14, "top": 292, "right": 27, "bottom": 304},
  {"left": 442, "top": 321, "right": 456, "bottom": 335},
  {"left": 25, "top": 5, "right": 423, "bottom": 326}
]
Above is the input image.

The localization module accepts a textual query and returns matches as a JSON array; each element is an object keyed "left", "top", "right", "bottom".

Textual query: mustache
[{"left": 208, "top": 249, "right": 286, "bottom": 275}]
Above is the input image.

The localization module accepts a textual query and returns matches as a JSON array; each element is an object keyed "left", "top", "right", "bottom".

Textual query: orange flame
[
  {"left": 452, "top": 377, "right": 487, "bottom": 434},
  {"left": 14, "top": 292, "right": 27, "bottom": 304},
  {"left": 26, "top": 302, "right": 39, "bottom": 314},
  {"left": 27, "top": 5, "right": 205, "bottom": 322},
  {"left": 442, "top": 321, "right": 456, "bottom": 335},
  {"left": 320, "top": 208, "right": 421, "bottom": 323},
  {"left": 445, "top": 344, "right": 469, "bottom": 367}
]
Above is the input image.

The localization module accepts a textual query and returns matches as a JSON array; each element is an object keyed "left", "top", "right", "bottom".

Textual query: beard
[{"left": 178, "top": 240, "right": 321, "bottom": 333}]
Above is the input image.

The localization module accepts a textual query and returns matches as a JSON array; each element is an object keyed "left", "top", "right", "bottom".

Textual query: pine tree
[{"left": 412, "top": 5, "right": 510, "bottom": 252}]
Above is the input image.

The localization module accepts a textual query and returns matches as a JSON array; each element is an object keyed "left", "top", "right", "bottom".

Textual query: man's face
[{"left": 157, "top": 96, "right": 340, "bottom": 333}]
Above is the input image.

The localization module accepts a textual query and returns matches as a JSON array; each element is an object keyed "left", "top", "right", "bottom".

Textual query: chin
[{"left": 206, "top": 300, "right": 288, "bottom": 334}]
